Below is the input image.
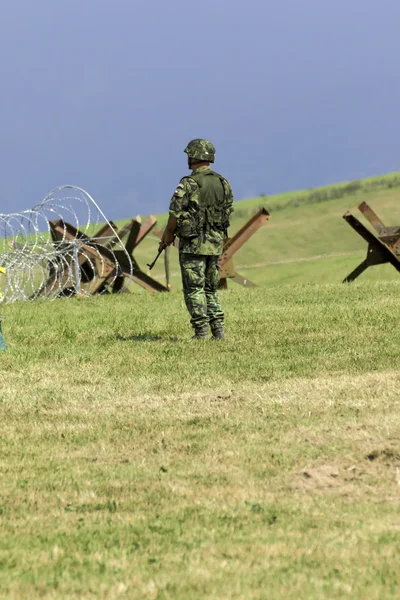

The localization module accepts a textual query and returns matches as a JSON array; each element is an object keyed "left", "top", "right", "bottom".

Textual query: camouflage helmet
[{"left": 184, "top": 139, "right": 215, "bottom": 163}]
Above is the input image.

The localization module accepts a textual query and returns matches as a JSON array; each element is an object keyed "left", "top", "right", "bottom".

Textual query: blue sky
[{"left": 1, "top": 0, "right": 400, "bottom": 217}]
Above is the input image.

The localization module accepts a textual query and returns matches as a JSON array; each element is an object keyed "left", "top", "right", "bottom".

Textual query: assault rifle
[{"left": 147, "top": 248, "right": 164, "bottom": 270}]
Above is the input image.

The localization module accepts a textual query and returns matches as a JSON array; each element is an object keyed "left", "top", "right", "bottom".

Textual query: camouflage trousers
[{"left": 179, "top": 253, "right": 224, "bottom": 333}]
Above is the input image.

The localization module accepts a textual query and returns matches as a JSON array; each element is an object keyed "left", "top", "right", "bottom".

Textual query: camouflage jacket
[{"left": 169, "top": 166, "right": 234, "bottom": 255}]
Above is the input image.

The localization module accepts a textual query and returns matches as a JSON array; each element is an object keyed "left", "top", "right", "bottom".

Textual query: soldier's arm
[
  {"left": 160, "top": 216, "right": 177, "bottom": 248},
  {"left": 225, "top": 180, "right": 234, "bottom": 218},
  {"left": 159, "top": 180, "right": 190, "bottom": 249}
]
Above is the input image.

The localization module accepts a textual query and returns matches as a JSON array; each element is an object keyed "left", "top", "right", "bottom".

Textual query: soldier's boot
[
  {"left": 0, "top": 319, "right": 7, "bottom": 351},
  {"left": 191, "top": 326, "right": 209, "bottom": 340},
  {"left": 211, "top": 327, "right": 225, "bottom": 340}
]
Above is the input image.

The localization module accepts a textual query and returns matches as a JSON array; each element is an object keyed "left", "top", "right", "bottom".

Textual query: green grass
[
  {"left": 3, "top": 171, "right": 400, "bottom": 297},
  {"left": 1, "top": 172, "right": 400, "bottom": 598},
  {"left": 1, "top": 282, "right": 400, "bottom": 599}
]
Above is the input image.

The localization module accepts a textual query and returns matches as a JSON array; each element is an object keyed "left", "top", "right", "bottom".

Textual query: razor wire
[{"left": 0, "top": 186, "right": 133, "bottom": 304}]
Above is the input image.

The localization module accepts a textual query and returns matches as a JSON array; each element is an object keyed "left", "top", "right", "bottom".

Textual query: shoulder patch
[{"left": 173, "top": 182, "right": 186, "bottom": 197}]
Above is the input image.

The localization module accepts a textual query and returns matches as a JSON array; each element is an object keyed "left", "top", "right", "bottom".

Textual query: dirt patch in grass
[
  {"left": 293, "top": 445, "right": 400, "bottom": 498},
  {"left": 365, "top": 447, "right": 400, "bottom": 463}
]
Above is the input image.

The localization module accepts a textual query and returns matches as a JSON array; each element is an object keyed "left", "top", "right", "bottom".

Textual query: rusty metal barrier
[
  {"left": 218, "top": 208, "right": 270, "bottom": 288},
  {"left": 0, "top": 186, "right": 168, "bottom": 303},
  {"left": 343, "top": 201, "right": 400, "bottom": 282}
]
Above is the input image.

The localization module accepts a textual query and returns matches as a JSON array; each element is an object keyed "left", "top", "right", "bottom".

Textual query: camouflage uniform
[{"left": 169, "top": 161, "right": 234, "bottom": 336}]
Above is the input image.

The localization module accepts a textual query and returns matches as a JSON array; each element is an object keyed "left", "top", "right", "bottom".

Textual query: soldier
[{"left": 160, "top": 139, "right": 234, "bottom": 339}]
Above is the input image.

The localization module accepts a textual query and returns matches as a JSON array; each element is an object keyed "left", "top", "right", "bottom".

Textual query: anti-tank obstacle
[
  {"left": 0, "top": 185, "right": 170, "bottom": 304},
  {"left": 343, "top": 201, "right": 400, "bottom": 282},
  {"left": 218, "top": 208, "right": 270, "bottom": 288},
  {"left": 31, "top": 214, "right": 169, "bottom": 299}
]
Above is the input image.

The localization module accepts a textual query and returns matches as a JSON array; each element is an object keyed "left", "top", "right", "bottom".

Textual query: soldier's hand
[
  {"left": 163, "top": 230, "right": 175, "bottom": 247},
  {"left": 159, "top": 240, "right": 167, "bottom": 252}
]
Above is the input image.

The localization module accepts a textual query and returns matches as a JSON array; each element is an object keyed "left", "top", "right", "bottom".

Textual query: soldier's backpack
[{"left": 184, "top": 170, "right": 232, "bottom": 238}]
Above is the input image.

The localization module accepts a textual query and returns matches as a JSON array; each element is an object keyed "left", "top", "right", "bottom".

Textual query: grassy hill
[
  {"left": 1, "top": 173, "right": 400, "bottom": 599},
  {"left": 131, "top": 171, "right": 400, "bottom": 289}
]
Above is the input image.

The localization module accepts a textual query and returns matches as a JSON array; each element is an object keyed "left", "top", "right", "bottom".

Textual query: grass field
[
  {"left": 1, "top": 281, "right": 400, "bottom": 599},
  {"left": 1, "top": 174, "right": 400, "bottom": 599}
]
